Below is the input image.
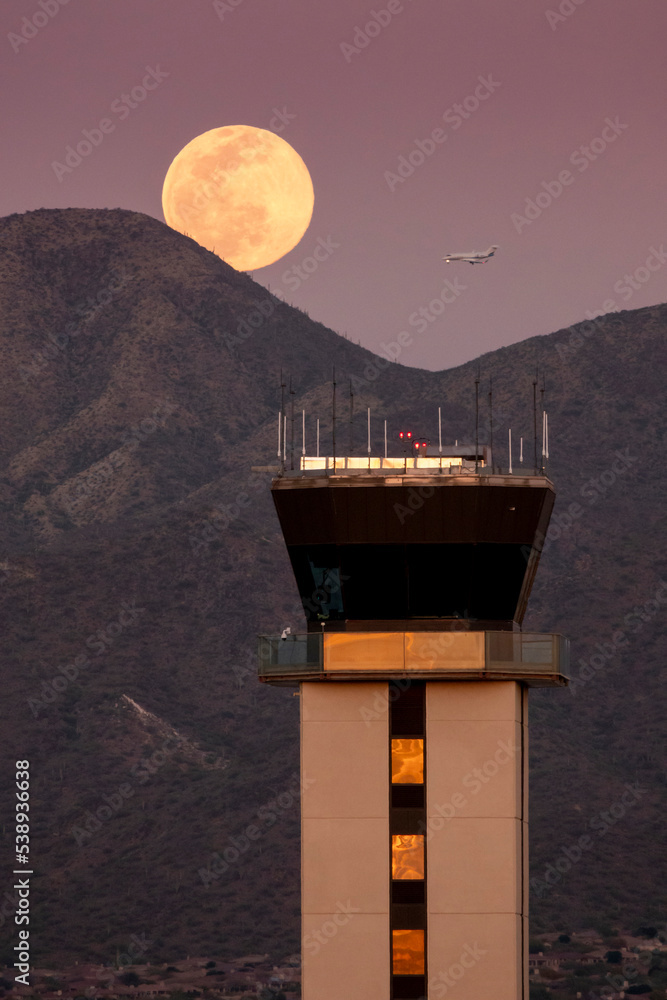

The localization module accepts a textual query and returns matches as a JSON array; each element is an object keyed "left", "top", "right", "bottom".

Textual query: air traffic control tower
[{"left": 259, "top": 443, "right": 568, "bottom": 1000}]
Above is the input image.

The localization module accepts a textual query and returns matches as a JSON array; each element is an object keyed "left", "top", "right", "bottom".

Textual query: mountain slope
[{"left": 0, "top": 207, "right": 665, "bottom": 967}]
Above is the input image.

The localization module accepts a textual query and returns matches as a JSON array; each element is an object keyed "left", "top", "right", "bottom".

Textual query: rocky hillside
[{"left": 0, "top": 208, "right": 665, "bottom": 968}]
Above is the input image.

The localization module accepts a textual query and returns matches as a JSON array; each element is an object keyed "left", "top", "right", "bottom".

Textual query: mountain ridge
[{"left": 0, "top": 207, "right": 665, "bottom": 967}]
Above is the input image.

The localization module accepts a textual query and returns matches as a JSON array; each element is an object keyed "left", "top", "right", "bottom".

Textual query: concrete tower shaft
[{"left": 260, "top": 459, "right": 568, "bottom": 1000}]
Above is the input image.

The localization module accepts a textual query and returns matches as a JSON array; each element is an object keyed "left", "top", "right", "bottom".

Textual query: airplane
[{"left": 443, "top": 245, "right": 498, "bottom": 265}]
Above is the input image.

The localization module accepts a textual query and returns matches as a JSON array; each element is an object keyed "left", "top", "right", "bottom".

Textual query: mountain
[{"left": 0, "top": 207, "right": 665, "bottom": 968}]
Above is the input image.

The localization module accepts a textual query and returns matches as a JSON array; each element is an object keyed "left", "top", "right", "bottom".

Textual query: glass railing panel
[
  {"left": 257, "top": 634, "right": 323, "bottom": 673},
  {"left": 485, "top": 632, "right": 568, "bottom": 674},
  {"left": 258, "top": 632, "right": 568, "bottom": 678},
  {"left": 518, "top": 634, "right": 555, "bottom": 664}
]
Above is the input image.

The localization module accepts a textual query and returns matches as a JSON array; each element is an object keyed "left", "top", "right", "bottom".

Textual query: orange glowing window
[
  {"left": 392, "top": 929, "right": 425, "bottom": 975},
  {"left": 392, "top": 835, "right": 425, "bottom": 880},
  {"left": 391, "top": 739, "right": 424, "bottom": 784}
]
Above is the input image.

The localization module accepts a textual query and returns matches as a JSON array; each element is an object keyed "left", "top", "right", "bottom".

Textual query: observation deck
[{"left": 258, "top": 630, "right": 569, "bottom": 687}]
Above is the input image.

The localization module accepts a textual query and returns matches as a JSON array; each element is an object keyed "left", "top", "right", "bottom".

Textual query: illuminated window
[
  {"left": 392, "top": 929, "right": 425, "bottom": 975},
  {"left": 391, "top": 739, "right": 424, "bottom": 784},
  {"left": 390, "top": 686, "right": 427, "bottom": 994},
  {"left": 392, "top": 835, "right": 424, "bottom": 880}
]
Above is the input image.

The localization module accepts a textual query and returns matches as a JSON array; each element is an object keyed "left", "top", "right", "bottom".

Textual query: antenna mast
[
  {"left": 474, "top": 368, "right": 480, "bottom": 473},
  {"left": 332, "top": 367, "right": 337, "bottom": 471},
  {"left": 488, "top": 377, "right": 494, "bottom": 472},
  {"left": 508, "top": 428, "right": 512, "bottom": 475},
  {"left": 532, "top": 370, "right": 538, "bottom": 475},
  {"left": 279, "top": 369, "right": 286, "bottom": 471},
  {"left": 289, "top": 375, "right": 295, "bottom": 471},
  {"left": 540, "top": 376, "right": 546, "bottom": 474},
  {"left": 545, "top": 413, "right": 549, "bottom": 461}
]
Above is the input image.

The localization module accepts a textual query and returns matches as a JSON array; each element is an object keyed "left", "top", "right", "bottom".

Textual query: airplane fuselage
[{"left": 443, "top": 245, "right": 498, "bottom": 264}]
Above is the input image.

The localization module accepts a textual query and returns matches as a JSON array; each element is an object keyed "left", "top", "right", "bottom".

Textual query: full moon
[{"left": 162, "top": 125, "right": 314, "bottom": 271}]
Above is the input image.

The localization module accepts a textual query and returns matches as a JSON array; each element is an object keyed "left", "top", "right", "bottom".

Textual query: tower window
[
  {"left": 391, "top": 739, "right": 424, "bottom": 784},
  {"left": 392, "top": 835, "right": 425, "bottom": 880},
  {"left": 392, "top": 929, "right": 425, "bottom": 975}
]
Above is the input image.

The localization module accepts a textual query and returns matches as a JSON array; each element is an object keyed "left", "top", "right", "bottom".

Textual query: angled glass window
[
  {"left": 392, "top": 928, "right": 425, "bottom": 975},
  {"left": 391, "top": 835, "right": 424, "bottom": 880},
  {"left": 307, "top": 559, "right": 345, "bottom": 617},
  {"left": 391, "top": 739, "right": 424, "bottom": 784}
]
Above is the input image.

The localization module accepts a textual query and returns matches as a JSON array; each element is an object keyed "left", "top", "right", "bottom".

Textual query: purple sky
[{"left": 3, "top": 0, "right": 666, "bottom": 370}]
